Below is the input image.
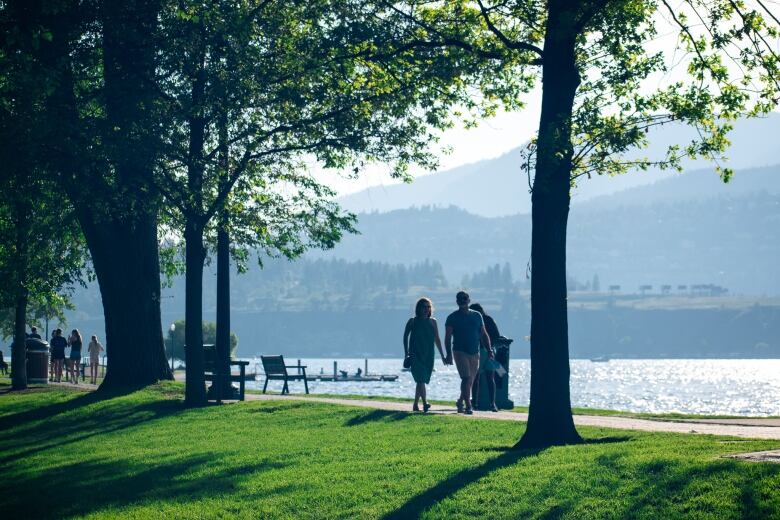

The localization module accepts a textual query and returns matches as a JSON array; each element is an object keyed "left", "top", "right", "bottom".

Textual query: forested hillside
[{"left": 314, "top": 190, "right": 780, "bottom": 296}]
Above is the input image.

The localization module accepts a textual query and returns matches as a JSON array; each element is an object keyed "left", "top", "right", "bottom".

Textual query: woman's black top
[
  {"left": 51, "top": 336, "right": 67, "bottom": 353},
  {"left": 483, "top": 315, "right": 501, "bottom": 344}
]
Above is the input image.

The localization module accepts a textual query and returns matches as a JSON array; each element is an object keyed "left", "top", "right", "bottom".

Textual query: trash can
[
  {"left": 494, "top": 337, "right": 514, "bottom": 409},
  {"left": 26, "top": 338, "right": 50, "bottom": 384},
  {"left": 475, "top": 337, "right": 514, "bottom": 410}
]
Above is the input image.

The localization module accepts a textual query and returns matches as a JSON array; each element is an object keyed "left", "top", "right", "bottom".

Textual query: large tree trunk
[
  {"left": 82, "top": 214, "right": 172, "bottom": 388},
  {"left": 184, "top": 222, "right": 207, "bottom": 406},
  {"left": 215, "top": 111, "right": 231, "bottom": 400},
  {"left": 517, "top": 0, "right": 582, "bottom": 448},
  {"left": 31, "top": 0, "right": 172, "bottom": 389},
  {"left": 90, "top": 0, "right": 172, "bottom": 390},
  {"left": 11, "top": 288, "right": 28, "bottom": 391},
  {"left": 215, "top": 223, "right": 231, "bottom": 400},
  {"left": 183, "top": 38, "right": 209, "bottom": 406}
]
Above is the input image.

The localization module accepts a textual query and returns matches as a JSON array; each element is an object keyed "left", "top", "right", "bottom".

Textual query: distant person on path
[
  {"left": 28, "top": 326, "right": 42, "bottom": 339},
  {"left": 87, "top": 335, "right": 104, "bottom": 385},
  {"left": 50, "top": 330, "right": 57, "bottom": 381},
  {"left": 0, "top": 350, "right": 8, "bottom": 375},
  {"left": 445, "top": 291, "right": 492, "bottom": 414},
  {"left": 50, "top": 329, "right": 67, "bottom": 382},
  {"left": 68, "top": 329, "right": 83, "bottom": 384},
  {"left": 403, "top": 297, "right": 445, "bottom": 412},
  {"left": 469, "top": 303, "right": 500, "bottom": 411}
]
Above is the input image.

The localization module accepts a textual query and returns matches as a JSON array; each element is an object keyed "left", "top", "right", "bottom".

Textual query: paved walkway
[
  {"left": 50, "top": 380, "right": 98, "bottom": 390},
  {"left": 45, "top": 382, "right": 780, "bottom": 441},
  {"left": 247, "top": 394, "right": 780, "bottom": 440}
]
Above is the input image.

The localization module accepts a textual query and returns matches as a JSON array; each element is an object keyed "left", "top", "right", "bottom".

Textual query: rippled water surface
[{"left": 245, "top": 358, "right": 780, "bottom": 416}]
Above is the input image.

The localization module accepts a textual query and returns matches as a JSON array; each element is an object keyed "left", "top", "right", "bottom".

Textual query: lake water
[{"left": 245, "top": 358, "right": 780, "bottom": 416}]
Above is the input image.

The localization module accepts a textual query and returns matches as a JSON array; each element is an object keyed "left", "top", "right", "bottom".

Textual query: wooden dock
[
  {"left": 284, "top": 359, "right": 399, "bottom": 383},
  {"left": 305, "top": 374, "right": 398, "bottom": 382}
]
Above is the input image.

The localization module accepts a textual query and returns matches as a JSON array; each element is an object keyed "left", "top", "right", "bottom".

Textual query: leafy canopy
[{"left": 394, "top": 0, "right": 779, "bottom": 183}]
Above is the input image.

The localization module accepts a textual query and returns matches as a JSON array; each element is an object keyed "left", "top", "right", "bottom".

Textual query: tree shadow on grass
[
  {"left": 250, "top": 402, "right": 307, "bottom": 414},
  {"left": 1, "top": 453, "right": 291, "bottom": 519},
  {"left": 383, "top": 436, "right": 633, "bottom": 519},
  {"left": 596, "top": 451, "right": 780, "bottom": 518},
  {"left": 382, "top": 447, "right": 546, "bottom": 520},
  {"left": 580, "top": 435, "right": 633, "bottom": 445},
  {"left": 0, "top": 385, "right": 139, "bottom": 431},
  {"left": 0, "top": 398, "right": 184, "bottom": 467},
  {"left": 344, "top": 409, "right": 410, "bottom": 427}
]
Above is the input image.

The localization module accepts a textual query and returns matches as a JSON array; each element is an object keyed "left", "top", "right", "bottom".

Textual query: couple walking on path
[{"left": 403, "top": 291, "right": 497, "bottom": 414}]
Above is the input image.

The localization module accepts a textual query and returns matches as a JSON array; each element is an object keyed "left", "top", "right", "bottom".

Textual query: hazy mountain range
[
  {"left": 338, "top": 114, "right": 780, "bottom": 217},
  {"left": 313, "top": 162, "right": 780, "bottom": 295}
]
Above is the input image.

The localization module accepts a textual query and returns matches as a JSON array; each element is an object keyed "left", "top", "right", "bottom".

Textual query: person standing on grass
[
  {"left": 403, "top": 297, "right": 446, "bottom": 412},
  {"left": 68, "top": 329, "right": 83, "bottom": 385},
  {"left": 50, "top": 329, "right": 67, "bottom": 382},
  {"left": 87, "top": 335, "right": 104, "bottom": 385},
  {"left": 444, "top": 291, "right": 492, "bottom": 415}
]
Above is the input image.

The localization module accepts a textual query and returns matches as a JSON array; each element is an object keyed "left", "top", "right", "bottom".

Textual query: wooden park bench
[
  {"left": 260, "top": 355, "right": 309, "bottom": 395},
  {"left": 203, "top": 344, "right": 250, "bottom": 402}
]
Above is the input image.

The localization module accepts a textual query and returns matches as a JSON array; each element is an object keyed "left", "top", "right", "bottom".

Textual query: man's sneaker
[
  {"left": 456, "top": 400, "right": 464, "bottom": 413},
  {"left": 464, "top": 408, "right": 474, "bottom": 415}
]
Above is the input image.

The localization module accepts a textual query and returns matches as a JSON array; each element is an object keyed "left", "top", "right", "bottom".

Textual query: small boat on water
[{"left": 590, "top": 356, "right": 610, "bottom": 363}]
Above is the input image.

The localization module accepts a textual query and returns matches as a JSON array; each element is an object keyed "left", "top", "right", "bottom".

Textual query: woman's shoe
[
  {"left": 423, "top": 403, "right": 431, "bottom": 413},
  {"left": 456, "top": 400, "right": 464, "bottom": 413}
]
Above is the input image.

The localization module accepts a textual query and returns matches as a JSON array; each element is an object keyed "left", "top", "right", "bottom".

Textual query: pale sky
[
  {"left": 316, "top": 1, "right": 779, "bottom": 198},
  {"left": 317, "top": 89, "right": 543, "bottom": 197}
]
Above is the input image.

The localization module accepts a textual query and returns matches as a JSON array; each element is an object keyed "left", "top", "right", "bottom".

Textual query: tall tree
[
  {"left": 26, "top": 0, "right": 174, "bottom": 388},
  {"left": 154, "top": 1, "right": 355, "bottom": 405},
  {"left": 393, "top": 0, "right": 778, "bottom": 446},
  {"left": 154, "top": 0, "right": 497, "bottom": 405},
  {"left": 0, "top": 0, "right": 88, "bottom": 390}
]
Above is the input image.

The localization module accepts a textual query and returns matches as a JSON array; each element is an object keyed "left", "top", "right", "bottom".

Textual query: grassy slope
[{"left": 1, "top": 383, "right": 779, "bottom": 519}]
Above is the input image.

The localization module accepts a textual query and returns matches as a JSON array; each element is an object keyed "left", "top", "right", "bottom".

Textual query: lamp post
[{"left": 169, "top": 322, "right": 176, "bottom": 372}]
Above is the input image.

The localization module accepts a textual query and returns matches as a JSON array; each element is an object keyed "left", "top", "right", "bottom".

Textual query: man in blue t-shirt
[{"left": 445, "top": 291, "right": 492, "bottom": 414}]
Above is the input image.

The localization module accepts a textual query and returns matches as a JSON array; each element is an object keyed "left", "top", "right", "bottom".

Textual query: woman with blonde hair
[
  {"left": 403, "top": 297, "right": 445, "bottom": 412},
  {"left": 87, "top": 335, "right": 104, "bottom": 385}
]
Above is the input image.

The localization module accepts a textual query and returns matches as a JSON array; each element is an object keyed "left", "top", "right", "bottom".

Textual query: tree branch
[{"left": 476, "top": 0, "right": 544, "bottom": 59}]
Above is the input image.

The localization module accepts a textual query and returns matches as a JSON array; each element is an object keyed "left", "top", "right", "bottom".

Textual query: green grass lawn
[{"left": 1, "top": 382, "right": 779, "bottom": 519}]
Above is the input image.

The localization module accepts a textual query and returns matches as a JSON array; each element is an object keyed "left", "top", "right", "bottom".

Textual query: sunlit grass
[{"left": 1, "top": 382, "right": 779, "bottom": 519}]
